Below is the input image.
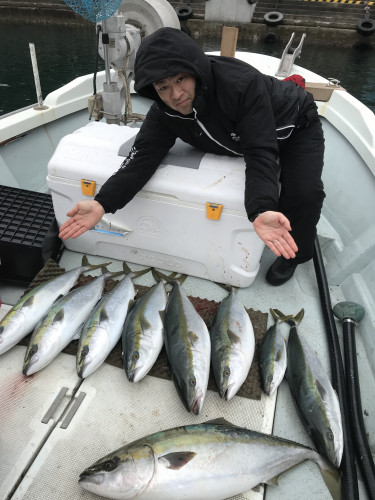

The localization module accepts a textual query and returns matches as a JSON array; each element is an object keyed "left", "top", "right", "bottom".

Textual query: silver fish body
[
  {"left": 259, "top": 318, "right": 287, "bottom": 396},
  {"left": 23, "top": 273, "right": 109, "bottom": 376},
  {"left": 79, "top": 422, "right": 341, "bottom": 500},
  {"left": 286, "top": 325, "right": 344, "bottom": 468},
  {"left": 77, "top": 274, "right": 137, "bottom": 379},
  {"left": 0, "top": 259, "right": 105, "bottom": 355},
  {"left": 164, "top": 281, "right": 211, "bottom": 415},
  {"left": 123, "top": 280, "right": 167, "bottom": 383},
  {"left": 210, "top": 290, "right": 255, "bottom": 400}
]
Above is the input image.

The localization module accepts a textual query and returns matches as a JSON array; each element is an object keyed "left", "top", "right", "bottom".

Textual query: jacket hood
[{"left": 134, "top": 27, "right": 212, "bottom": 102}]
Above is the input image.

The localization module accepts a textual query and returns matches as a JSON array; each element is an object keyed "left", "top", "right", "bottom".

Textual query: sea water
[{"left": 0, "top": 23, "right": 374, "bottom": 115}]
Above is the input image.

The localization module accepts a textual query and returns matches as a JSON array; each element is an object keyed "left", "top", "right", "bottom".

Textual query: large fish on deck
[
  {"left": 210, "top": 287, "right": 255, "bottom": 401},
  {"left": 0, "top": 256, "right": 110, "bottom": 355},
  {"left": 77, "top": 264, "right": 150, "bottom": 379},
  {"left": 122, "top": 272, "right": 176, "bottom": 383},
  {"left": 23, "top": 269, "right": 111, "bottom": 376},
  {"left": 259, "top": 308, "right": 294, "bottom": 396},
  {"left": 79, "top": 420, "right": 341, "bottom": 500},
  {"left": 283, "top": 309, "right": 344, "bottom": 468},
  {"left": 157, "top": 271, "right": 211, "bottom": 415}
]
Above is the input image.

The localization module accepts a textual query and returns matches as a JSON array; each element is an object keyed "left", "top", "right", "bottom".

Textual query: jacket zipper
[
  {"left": 164, "top": 109, "right": 242, "bottom": 156},
  {"left": 193, "top": 109, "right": 242, "bottom": 156}
]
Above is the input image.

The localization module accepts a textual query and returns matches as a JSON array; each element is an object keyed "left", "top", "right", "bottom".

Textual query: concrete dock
[{"left": 0, "top": 0, "right": 374, "bottom": 47}]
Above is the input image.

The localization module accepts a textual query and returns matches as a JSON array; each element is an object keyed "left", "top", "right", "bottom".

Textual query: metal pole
[
  {"left": 101, "top": 19, "right": 112, "bottom": 84},
  {"left": 333, "top": 301, "right": 375, "bottom": 499},
  {"left": 29, "top": 43, "right": 47, "bottom": 110},
  {"left": 313, "top": 238, "right": 359, "bottom": 499}
]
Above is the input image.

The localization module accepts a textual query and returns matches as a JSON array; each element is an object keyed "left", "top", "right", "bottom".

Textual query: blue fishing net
[{"left": 63, "top": 0, "right": 123, "bottom": 22}]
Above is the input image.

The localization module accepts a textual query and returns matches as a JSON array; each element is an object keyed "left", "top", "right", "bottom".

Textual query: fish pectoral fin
[
  {"left": 228, "top": 328, "right": 241, "bottom": 345},
  {"left": 315, "top": 378, "right": 327, "bottom": 401},
  {"left": 276, "top": 349, "right": 283, "bottom": 362},
  {"left": 52, "top": 309, "right": 64, "bottom": 325},
  {"left": 139, "top": 315, "right": 152, "bottom": 333},
  {"left": 203, "top": 417, "right": 235, "bottom": 426},
  {"left": 158, "top": 452, "right": 196, "bottom": 470},
  {"left": 22, "top": 296, "right": 35, "bottom": 308},
  {"left": 99, "top": 308, "right": 110, "bottom": 324},
  {"left": 188, "top": 330, "right": 199, "bottom": 346},
  {"left": 53, "top": 294, "right": 65, "bottom": 304}
]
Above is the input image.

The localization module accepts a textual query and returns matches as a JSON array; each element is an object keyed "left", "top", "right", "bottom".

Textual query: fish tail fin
[
  {"left": 105, "top": 262, "right": 132, "bottom": 278},
  {"left": 315, "top": 455, "right": 342, "bottom": 500},
  {"left": 270, "top": 308, "right": 294, "bottom": 323},
  {"left": 81, "top": 255, "right": 89, "bottom": 267},
  {"left": 82, "top": 255, "right": 112, "bottom": 272},
  {"left": 152, "top": 268, "right": 186, "bottom": 285},
  {"left": 132, "top": 267, "right": 152, "bottom": 279},
  {"left": 122, "top": 262, "right": 133, "bottom": 275},
  {"left": 273, "top": 308, "right": 304, "bottom": 326},
  {"left": 293, "top": 308, "right": 305, "bottom": 325},
  {"left": 152, "top": 268, "right": 167, "bottom": 283},
  {"left": 104, "top": 263, "right": 151, "bottom": 279}
]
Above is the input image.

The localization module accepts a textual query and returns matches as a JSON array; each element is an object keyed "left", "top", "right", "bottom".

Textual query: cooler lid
[{"left": 48, "top": 122, "right": 247, "bottom": 212}]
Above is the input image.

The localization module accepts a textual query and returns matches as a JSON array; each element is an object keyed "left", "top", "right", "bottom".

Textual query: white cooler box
[{"left": 47, "top": 122, "right": 265, "bottom": 288}]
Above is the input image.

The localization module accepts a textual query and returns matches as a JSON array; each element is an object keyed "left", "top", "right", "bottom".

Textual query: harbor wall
[{"left": 0, "top": 0, "right": 373, "bottom": 48}]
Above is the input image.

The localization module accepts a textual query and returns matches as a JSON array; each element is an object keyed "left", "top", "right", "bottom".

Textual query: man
[{"left": 59, "top": 27, "right": 325, "bottom": 286}]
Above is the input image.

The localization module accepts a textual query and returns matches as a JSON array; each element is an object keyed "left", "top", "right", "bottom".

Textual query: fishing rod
[{"left": 313, "top": 237, "right": 359, "bottom": 499}]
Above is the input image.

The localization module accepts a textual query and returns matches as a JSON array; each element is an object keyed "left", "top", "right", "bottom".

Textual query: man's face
[{"left": 153, "top": 73, "right": 196, "bottom": 115}]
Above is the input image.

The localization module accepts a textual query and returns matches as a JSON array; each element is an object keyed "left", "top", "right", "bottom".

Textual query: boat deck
[
  {"left": 1, "top": 50, "right": 375, "bottom": 499},
  {"left": 1, "top": 241, "right": 373, "bottom": 499}
]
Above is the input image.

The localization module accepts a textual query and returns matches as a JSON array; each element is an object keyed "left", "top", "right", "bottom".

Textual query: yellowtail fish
[
  {"left": 282, "top": 309, "right": 344, "bottom": 468},
  {"left": 259, "top": 308, "right": 293, "bottom": 396},
  {"left": 122, "top": 271, "right": 177, "bottom": 383},
  {"left": 23, "top": 269, "right": 112, "bottom": 375},
  {"left": 79, "top": 420, "right": 341, "bottom": 500},
  {"left": 210, "top": 288, "right": 255, "bottom": 400},
  {"left": 155, "top": 270, "right": 211, "bottom": 415},
  {"left": 77, "top": 264, "right": 151, "bottom": 378},
  {"left": 0, "top": 255, "right": 110, "bottom": 355}
]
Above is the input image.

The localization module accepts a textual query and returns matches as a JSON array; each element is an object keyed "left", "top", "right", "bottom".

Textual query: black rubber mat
[{"left": 20, "top": 259, "right": 268, "bottom": 400}]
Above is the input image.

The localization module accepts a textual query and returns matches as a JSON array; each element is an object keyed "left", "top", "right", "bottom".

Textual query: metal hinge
[
  {"left": 41, "top": 388, "right": 86, "bottom": 429},
  {"left": 60, "top": 392, "right": 86, "bottom": 429}
]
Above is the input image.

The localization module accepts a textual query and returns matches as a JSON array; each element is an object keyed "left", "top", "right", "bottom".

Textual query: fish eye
[
  {"left": 190, "top": 378, "right": 196, "bottom": 387},
  {"left": 133, "top": 352, "right": 139, "bottom": 361},
  {"left": 81, "top": 346, "right": 89, "bottom": 357},
  {"left": 29, "top": 346, "right": 38, "bottom": 356},
  {"left": 327, "top": 430, "right": 334, "bottom": 441},
  {"left": 224, "top": 368, "right": 230, "bottom": 377},
  {"left": 103, "top": 459, "right": 118, "bottom": 471}
]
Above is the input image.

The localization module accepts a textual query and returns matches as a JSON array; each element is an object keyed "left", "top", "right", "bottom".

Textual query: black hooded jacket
[{"left": 95, "top": 27, "right": 316, "bottom": 220}]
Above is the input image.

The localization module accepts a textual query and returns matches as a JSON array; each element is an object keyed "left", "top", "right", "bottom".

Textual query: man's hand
[
  {"left": 59, "top": 200, "right": 105, "bottom": 240},
  {"left": 253, "top": 211, "right": 298, "bottom": 259}
]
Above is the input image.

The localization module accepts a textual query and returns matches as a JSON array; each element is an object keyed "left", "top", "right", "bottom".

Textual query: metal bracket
[
  {"left": 60, "top": 392, "right": 86, "bottom": 429},
  {"left": 275, "top": 33, "right": 306, "bottom": 78},
  {"left": 41, "top": 387, "right": 68, "bottom": 424}
]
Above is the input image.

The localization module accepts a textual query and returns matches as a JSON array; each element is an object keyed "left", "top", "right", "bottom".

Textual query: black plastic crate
[{"left": 0, "top": 185, "right": 61, "bottom": 283}]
